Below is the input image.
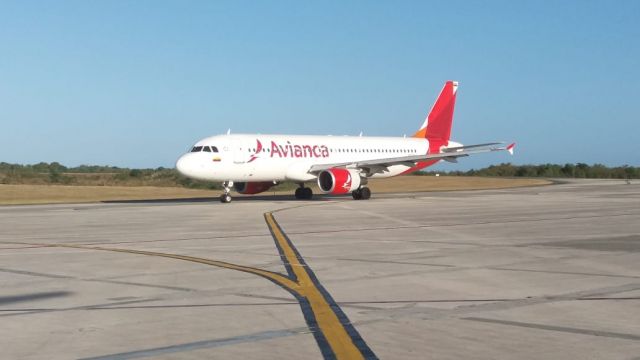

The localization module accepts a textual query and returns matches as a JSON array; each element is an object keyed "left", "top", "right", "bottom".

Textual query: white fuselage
[{"left": 176, "top": 134, "right": 458, "bottom": 183}]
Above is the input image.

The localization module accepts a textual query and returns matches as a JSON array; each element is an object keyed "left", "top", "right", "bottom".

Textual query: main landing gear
[
  {"left": 352, "top": 187, "right": 371, "bottom": 200},
  {"left": 294, "top": 184, "right": 313, "bottom": 200},
  {"left": 220, "top": 181, "right": 233, "bottom": 203}
]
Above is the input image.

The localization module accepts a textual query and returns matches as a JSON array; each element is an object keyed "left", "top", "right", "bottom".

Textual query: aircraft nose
[
  {"left": 176, "top": 152, "right": 211, "bottom": 180},
  {"left": 175, "top": 154, "right": 190, "bottom": 177}
]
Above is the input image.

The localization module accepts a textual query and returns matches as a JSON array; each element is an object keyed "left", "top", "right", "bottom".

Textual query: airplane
[{"left": 176, "top": 81, "right": 515, "bottom": 203}]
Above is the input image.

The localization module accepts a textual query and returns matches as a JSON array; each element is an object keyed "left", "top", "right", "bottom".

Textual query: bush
[{"left": 129, "top": 169, "right": 143, "bottom": 177}]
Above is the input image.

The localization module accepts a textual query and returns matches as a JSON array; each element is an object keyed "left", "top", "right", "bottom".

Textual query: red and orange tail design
[{"left": 413, "top": 81, "right": 458, "bottom": 143}]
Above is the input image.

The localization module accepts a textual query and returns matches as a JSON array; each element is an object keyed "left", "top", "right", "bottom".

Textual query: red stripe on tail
[
  {"left": 403, "top": 81, "right": 459, "bottom": 174},
  {"left": 413, "top": 80, "right": 458, "bottom": 143}
]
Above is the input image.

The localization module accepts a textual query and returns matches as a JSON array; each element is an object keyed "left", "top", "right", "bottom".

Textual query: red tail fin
[{"left": 413, "top": 81, "right": 458, "bottom": 143}]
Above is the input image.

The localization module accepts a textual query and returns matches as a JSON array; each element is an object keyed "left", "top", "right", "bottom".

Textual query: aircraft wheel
[
  {"left": 360, "top": 187, "right": 371, "bottom": 200},
  {"left": 352, "top": 189, "right": 362, "bottom": 200},
  {"left": 303, "top": 187, "right": 313, "bottom": 199},
  {"left": 294, "top": 188, "right": 303, "bottom": 199},
  {"left": 220, "top": 194, "right": 232, "bottom": 203}
]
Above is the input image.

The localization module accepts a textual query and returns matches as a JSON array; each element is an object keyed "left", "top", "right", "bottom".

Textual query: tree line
[
  {"left": 0, "top": 162, "right": 217, "bottom": 188},
  {"left": 418, "top": 163, "right": 638, "bottom": 179},
  {"left": 0, "top": 162, "right": 637, "bottom": 188}
]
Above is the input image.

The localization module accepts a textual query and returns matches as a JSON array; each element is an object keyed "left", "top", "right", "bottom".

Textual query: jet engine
[
  {"left": 233, "top": 181, "right": 276, "bottom": 195},
  {"left": 317, "top": 168, "right": 361, "bottom": 194}
]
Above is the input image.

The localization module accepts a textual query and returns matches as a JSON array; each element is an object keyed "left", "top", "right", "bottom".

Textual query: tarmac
[{"left": 0, "top": 179, "right": 639, "bottom": 359}]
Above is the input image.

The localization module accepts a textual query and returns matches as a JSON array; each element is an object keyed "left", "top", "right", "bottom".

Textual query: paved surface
[{"left": 1, "top": 179, "right": 639, "bottom": 359}]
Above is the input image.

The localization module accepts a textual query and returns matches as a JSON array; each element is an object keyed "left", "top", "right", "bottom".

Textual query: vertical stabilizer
[{"left": 413, "top": 81, "right": 458, "bottom": 143}]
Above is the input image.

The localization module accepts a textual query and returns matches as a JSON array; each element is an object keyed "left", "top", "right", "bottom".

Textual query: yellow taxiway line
[
  {"left": 264, "top": 212, "right": 373, "bottom": 359},
  {"left": 50, "top": 243, "right": 300, "bottom": 291},
  {"left": 23, "top": 212, "right": 376, "bottom": 359}
]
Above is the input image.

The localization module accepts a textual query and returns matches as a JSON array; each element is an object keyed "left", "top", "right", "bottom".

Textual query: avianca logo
[
  {"left": 271, "top": 141, "right": 329, "bottom": 158},
  {"left": 343, "top": 173, "right": 352, "bottom": 190},
  {"left": 248, "top": 140, "right": 262, "bottom": 163},
  {"left": 249, "top": 139, "right": 330, "bottom": 162}
]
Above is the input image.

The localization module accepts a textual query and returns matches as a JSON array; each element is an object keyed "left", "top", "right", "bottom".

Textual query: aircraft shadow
[
  {"left": 0, "top": 291, "right": 73, "bottom": 305},
  {"left": 102, "top": 193, "right": 350, "bottom": 204}
]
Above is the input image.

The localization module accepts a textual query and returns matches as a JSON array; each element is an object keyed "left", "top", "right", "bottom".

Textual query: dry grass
[
  {"left": 367, "top": 176, "right": 549, "bottom": 193},
  {"left": 0, "top": 177, "right": 550, "bottom": 205},
  {"left": 0, "top": 185, "right": 219, "bottom": 205}
]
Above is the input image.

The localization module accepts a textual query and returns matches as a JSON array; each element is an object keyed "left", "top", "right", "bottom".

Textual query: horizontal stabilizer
[{"left": 442, "top": 142, "right": 502, "bottom": 153}]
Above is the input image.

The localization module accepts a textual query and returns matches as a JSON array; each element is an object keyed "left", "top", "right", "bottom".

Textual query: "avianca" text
[{"left": 271, "top": 141, "right": 329, "bottom": 158}]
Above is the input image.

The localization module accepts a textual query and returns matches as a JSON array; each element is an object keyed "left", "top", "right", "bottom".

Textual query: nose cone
[
  {"left": 175, "top": 154, "right": 192, "bottom": 177},
  {"left": 176, "top": 153, "right": 211, "bottom": 180}
]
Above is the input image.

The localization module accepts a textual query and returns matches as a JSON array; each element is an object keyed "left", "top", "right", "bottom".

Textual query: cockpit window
[{"left": 190, "top": 145, "right": 219, "bottom": 152}]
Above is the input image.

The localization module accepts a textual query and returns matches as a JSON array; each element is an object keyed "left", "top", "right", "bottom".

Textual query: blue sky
[{"left": 1, "top": 1, "right": 638, "bottom": 170}]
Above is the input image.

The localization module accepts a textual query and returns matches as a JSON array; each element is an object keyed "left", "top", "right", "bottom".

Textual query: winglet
[{"left": 506, "top": 143, "right": 515, "bottom": 155}]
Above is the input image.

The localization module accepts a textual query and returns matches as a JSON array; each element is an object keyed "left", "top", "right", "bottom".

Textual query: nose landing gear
[{"left": 220, "top": 181, "right": 233, "bottom": 203}]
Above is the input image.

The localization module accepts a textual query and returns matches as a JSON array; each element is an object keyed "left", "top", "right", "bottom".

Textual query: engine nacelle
[
  {"left": 317, "top": 168, "right": 361, "bottom": 194},
  {"left": 233, "top": 181, "right": 276, "bottom": 195}
]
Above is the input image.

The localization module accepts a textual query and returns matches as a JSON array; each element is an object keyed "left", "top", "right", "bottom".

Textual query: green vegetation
[
  {"left": 0, "top": 162, "right": 637, "bottom": 188},
  {"left": 418, "top": 163, "right": 639, "bottom": 179},
  {"left": 0, "top": 162, "right": 219, "bottom": 189}
]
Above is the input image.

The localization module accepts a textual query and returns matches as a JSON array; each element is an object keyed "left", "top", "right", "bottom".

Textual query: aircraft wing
[{"left": 308, "top": 142, "right": 515, "bottom": 174}]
